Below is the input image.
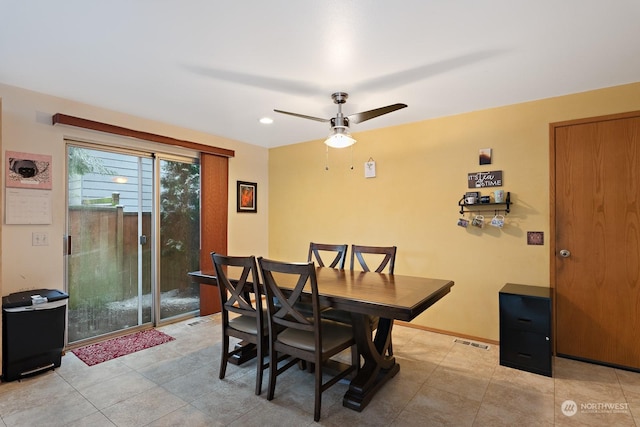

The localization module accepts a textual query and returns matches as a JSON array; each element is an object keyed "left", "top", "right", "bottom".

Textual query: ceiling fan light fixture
[
  {"left": 274, "top": 92, "right": 405, "bottom": 150},
  {"left": 324, "top": 127, "right": 356, "bottom": 148}
]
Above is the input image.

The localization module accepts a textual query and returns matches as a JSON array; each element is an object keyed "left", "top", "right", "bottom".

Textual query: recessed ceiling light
[{"left": 259, "top": 117, "right": 274, "bottom": 124}]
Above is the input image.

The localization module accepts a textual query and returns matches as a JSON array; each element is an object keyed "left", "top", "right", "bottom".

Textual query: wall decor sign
[
  {"left": 5, "top": 150, "right": 52, "bottom": 190},
  {"left": 468, "top": 170, "right": 503, "bottom": 188},
  {"left": 364, "top": 158, "right": 376, "bottom": 178},
  {"left": 237, "top": 181, "right": 257, "bottom": 213}
]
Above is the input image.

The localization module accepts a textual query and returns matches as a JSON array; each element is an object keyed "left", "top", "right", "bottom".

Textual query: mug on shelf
[
  {"left": 465, "top": 195, "right": 477, "bottom": 205},
  {"left": 490, "top": 214, "right": 505, "bottom": 228},
  {"left": 493, "top": 190, "right": 505, "bottom": 203},
  {"left": 472, "top": 214, "right": 484, "bottom": 228},
  {"left": 480, "top": 196, "right": 491, "bottom": 204}
]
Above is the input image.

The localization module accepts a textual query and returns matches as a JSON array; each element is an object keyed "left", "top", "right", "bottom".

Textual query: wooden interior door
[{"left": 552, "top": 111, "right": 640, "bottom": 369}]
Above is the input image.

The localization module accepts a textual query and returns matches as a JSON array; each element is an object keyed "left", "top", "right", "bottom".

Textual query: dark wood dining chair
[
  {"left": 296, "top": 243, "right": 347, "bottom": 312},
  {"left": 308, "top": 241, "right": 353, "bottom": 331},
  {"left": 350, "top": 244, "right": 397, "bottom": 355},
  {"left": 322, "top": 244, "right": 397, "bottom": 327},
  {"left": 211, "top": 252, "right": 268, "bottom": 395},
  {"left": 350, "top": 244, "right": 397, "bottom": 273},
  {"left": 258, "top": 257, "right": 357, "bottom": 422},
  {"left": 300, "top": 242, "right": 347, "bottom": 315},
  {"left": 308, "top": 242, "right": 348, "bottom": 269},
  {"left": 302, "top": 242, "right": 359, "bottom": 368}
]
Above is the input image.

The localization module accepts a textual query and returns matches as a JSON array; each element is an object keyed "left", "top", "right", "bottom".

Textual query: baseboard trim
[{"left": 395, "top": 321, "right": 499, "bottom": 346}]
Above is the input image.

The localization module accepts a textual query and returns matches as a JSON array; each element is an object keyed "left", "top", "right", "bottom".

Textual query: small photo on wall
[
  {"left": 237, "top": 181, "right": 257, "bottom": 213},
  {"left": 6, "top": 151, "right": 52, "bottom": 190},
  {"left": 479, "top": 148, "right": 492, "bottom": 165}
]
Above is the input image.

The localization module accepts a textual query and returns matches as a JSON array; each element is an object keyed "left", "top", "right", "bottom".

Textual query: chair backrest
[
  {"left": 350, "top": 245, "right": 397, "bottom": 274},
  {"left": 308, "top": 242, "right": 348, "bottom": 269},
  {"left": 258, "top": 257, "right": 319, "bottom": 334},
  {"left": 211, "top": 252, "right": 262, "bottom": 319}
]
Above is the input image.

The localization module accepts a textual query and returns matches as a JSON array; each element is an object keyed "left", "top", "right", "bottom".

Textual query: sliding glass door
[
  {"left": 66, "top": 144, "right": 200, "bottom": 344},
  {"left": 157, "top": 157, "right": 200, "bottom": 321}
]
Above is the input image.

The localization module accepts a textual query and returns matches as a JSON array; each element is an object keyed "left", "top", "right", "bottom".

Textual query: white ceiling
[{"left": 2, "top": 1, "right": 640, "bottom": 148}]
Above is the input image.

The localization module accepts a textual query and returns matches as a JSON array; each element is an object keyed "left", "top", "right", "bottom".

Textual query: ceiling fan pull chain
[
  {"left": 325, "top": 144, "right": 329, "bottom": 171},
  {"left": 350, "top": 145, "right": 354, "bottom": 170}
]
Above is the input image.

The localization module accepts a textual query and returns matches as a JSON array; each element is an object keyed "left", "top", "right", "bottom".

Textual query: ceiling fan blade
[
  {"left": 187, "top": 65, "right": 324, "bottom": 96},
  {"left": 348, "top": 103, "right": 407, "bottom": 124},
  {"left": 273, "top": 109, "right": 329, "bottom": 123},
  {"left": 354, "top": 50, "right": 507, "bottom": 92}
]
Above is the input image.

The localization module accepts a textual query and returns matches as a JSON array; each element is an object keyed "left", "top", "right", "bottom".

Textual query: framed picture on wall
[
  {"left": 479, "top": 148, "right": 492, "bottom": 165},
  {"left": 6, "top": 151, "right": 53, "bottom": 190},
  {"left": 237, "top": 181, "right": 257, "bottom": 213}
]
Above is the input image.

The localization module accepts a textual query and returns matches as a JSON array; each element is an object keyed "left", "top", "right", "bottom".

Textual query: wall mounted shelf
[{"left": 459, "top": 191, "right": 511, "bottom": 215}]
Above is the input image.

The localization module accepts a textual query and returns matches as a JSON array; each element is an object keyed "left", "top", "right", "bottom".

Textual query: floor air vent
[
  {"left": 453, "top": 338, "right": 489, "bottom": 350},
  {"left": 187, "top": 317, "right": 212, "bottom": 326}
]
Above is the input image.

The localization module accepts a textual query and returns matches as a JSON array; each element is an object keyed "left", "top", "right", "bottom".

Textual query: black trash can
[{"left": 2, "top": 289, "right": 69, "bottom": 382}]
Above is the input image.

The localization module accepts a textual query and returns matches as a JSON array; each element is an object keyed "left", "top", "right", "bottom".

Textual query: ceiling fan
[{"left": 274, "top": 92, "right": 407, "bottom": 148}]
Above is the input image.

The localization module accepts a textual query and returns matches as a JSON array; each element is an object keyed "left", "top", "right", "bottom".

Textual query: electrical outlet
[{"left": 32, "top": 232, "right": 49, "bottom": 246}]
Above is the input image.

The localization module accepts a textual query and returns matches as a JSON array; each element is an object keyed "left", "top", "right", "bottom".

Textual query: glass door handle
[{"left": 64, "top": 235, "right": 72, "bottom": 256}]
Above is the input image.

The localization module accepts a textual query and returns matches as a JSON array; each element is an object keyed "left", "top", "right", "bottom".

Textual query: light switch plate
[{"left": 32, "top": 232, "right": 49, "bottom": 246}]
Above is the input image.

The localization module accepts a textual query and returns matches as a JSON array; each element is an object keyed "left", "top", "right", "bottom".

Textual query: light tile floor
[{"left": 1, "top": 315, "right": 639, "bottom": 426}]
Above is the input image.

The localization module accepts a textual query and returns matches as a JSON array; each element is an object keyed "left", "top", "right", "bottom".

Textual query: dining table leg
[{"left": 343, "top": 314, "right": 399, "bottom": 411}]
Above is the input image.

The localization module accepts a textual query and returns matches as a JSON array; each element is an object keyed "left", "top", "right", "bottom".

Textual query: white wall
[{"left": 0, "top": 83, "right": 269, "bottom": 298}]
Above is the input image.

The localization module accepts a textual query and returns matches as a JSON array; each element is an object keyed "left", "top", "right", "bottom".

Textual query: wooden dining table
[{"left": 188, "top": 267, "right": 454, "bottom": 411}]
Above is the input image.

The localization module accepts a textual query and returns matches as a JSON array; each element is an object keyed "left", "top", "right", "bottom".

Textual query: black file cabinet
[{"left": 499, "top": 283, "right": 552, "bottom": 377}]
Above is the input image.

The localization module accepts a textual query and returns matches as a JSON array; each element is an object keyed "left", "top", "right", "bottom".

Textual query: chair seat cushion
[
  {"left": 277, "top": 320, "right": 353, "bottom": 352},
  {"left": 229, "top": 310, "right": 268, "bottom": 334}
]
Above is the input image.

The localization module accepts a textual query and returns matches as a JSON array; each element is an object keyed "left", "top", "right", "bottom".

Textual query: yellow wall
[{"left": 269, "top": 82, "right": 640, "bottom": 341}]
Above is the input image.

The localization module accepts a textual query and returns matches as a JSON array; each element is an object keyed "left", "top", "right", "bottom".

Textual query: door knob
[{"left": 559, "top": 249, "right": 571, "bottom": 258}]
